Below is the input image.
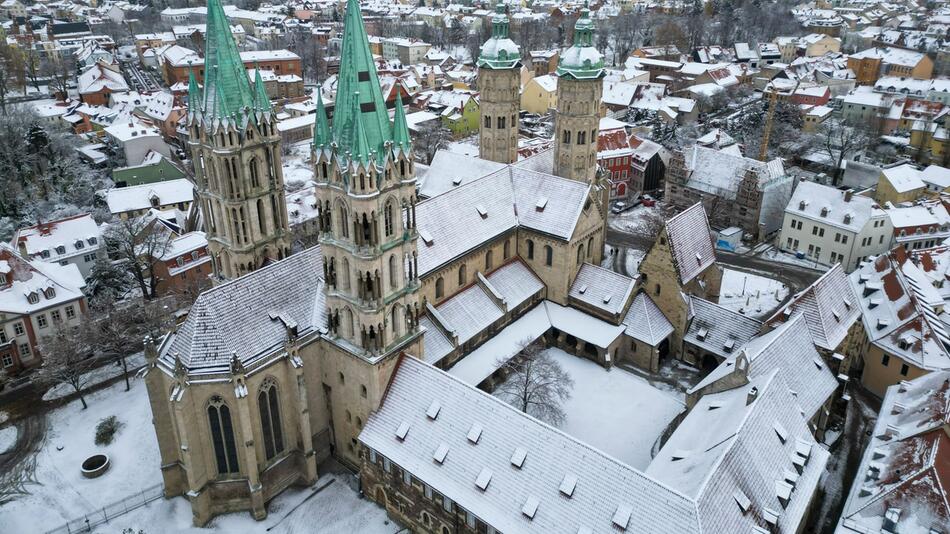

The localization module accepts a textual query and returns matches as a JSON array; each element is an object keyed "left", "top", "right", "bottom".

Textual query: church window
[
  {"left": 486, "top": 250, "right": 493, "bottom": 270},
  {"left": 208, "top": 397, "right": 239, "bottom": 475},
  {"left": 343, "top": 258, "right": 351, "bottom": 290},
  {"left": 389, "top": 255, "right": 398, "bottom": 289},
  {"left": 504, "top": 240, "right": 510, "bottom": 259},
  {"left": 271, "top": 195, "right": 281, "bottom": 234},
  {"left": 249, "top": 158, "right": 260, "bottom": 188},
  {"left": 527, "top": 239, "right": 535, "bottom": 260},
  {"left": 257, "top": 199, "right": 267, "bottom": 236},
  {"left": 562, "top": 130, "right": 570, "bottom": 144},
  {"left": 484, "top": 115, "right": 491, "bottom": 128},
  {"left": 339, "top": 206, "right": 350, "bottom": 238},
  {"left": 587, "top": 237, "right": 593, "bottom": 259},
  {"left": 258, "top": 379, "right": 284, "bottom": 461},
  {"left": 361, "top": 385, "right": 368, "bottom": 398},
  {"left": 385, "top": 202, "right": 394, "bottom": 236},
  {"left": 436, "top": 277, "right": 445, "bottom": 299},
  {"left": 498, "top": 116, "right": 506, "bottom": 129},
  {"left": 577, "top": 244, "right": 585, "bottom": 264},
  {"left": 545, "top": 245, "right": 553, "bottom": 267},
  {"left": 458, "top": 264, "right": 467, "bottom": 286},
  {"left": 577, "top": 131, "right": 586, "bottom": 145}
]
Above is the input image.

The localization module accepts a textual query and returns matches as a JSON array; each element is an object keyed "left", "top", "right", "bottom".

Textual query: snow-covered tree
[
  {"left": 105, "top": 217, "right": 173, "bottom": 301},
  {"left": 495, "top": 341, "right": 574, "bottom": 426},
  {"left": 35, "top": 324, "right": 98, "bottom": 409}
]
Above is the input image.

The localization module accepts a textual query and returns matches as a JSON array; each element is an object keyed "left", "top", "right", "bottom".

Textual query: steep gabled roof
[
  {"left": 665, "top": 203, "right": 717, "bottom": 285},
  {"left": 622, "top": 292, "right": 674, "bottom": 346}
]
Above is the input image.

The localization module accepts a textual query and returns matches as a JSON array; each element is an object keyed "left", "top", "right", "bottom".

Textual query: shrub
[{"left": 94, "top": 415, "right": 123, "bottom": 446}]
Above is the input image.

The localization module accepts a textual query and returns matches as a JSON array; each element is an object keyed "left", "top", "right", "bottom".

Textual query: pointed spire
[
  {"left": 252, "top": 63, "right": 271, "bottom": 113},
  {"left": 350, "top": 91, "right": 372, "bottom": 165},
  {"left": 392, "top": 91, "right": 411, "bottom": 153},
  {"left": 187, "top": 68, "right": 202, "bottom": 113},
  {"left": 313, "top": 86, "right": 331, "bottom": 149},
  {"left": 202, "top": 0, "right": 255, "bottom": 122}
]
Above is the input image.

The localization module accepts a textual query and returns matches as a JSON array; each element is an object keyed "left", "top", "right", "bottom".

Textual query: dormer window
[
  {"left": 40, "top": 250, "right": 50, "bottom": 259},
  {"left": 798, "top": 200, "right": 806, "bottom": 210},
  {"left": 27, "top": 292, "right": 39, "bottom": 304},
  {"left": 55, "top": 246, "right": 65, "bottom": 255},
  {"left": 176, "top": 257, "right": 184, "bottom": 267},
  {"left": 75, "top": 240, "right": 84, "bottom": 249},
  {"left": 44, "top": 288, "right": 55, "bottom": 299},
  {"left": 150, "top": 195, "right": 160, "bottom": 208},
  {"left": 88, "top": 237, "right": 97, "bottom": 245},
  {"left": 820, "top": 207, "right": 829, "bottom": 217},
  {"left": 843, "top": 214, "right": 852, "bottom": 224},
  {"left": 0, "top": 273, "right": 6, "bottom": 285}
]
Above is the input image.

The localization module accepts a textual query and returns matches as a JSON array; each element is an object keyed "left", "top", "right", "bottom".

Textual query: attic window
[
  {"left": 612, "top": 505, "right": 632, "bottom": 530},
  {"left": 695, "top": 253, "right": 702, "bottom": 264},
  {"left": 696, "top": 328, "right": 708, "bottom": 341},
  {"left": 776, "top": 481, "right": 793, "bottom": 508},
  {"left": 396, "top": 421, "right": 410, "bottom": 441},
  {"left": 603, "top": 294, "right": 612, "bottom": 304},
  {"left": 763, "top": 509, "right": 781, "bottom": 525},
  {"left": 798, "top": 200, "right": 806, "bottom": 210},
  {"left": 426, "top": 400, "right": 441, "bottom": 420},
  {"left": 433, "top": 442, "right": 449, "bottom": 464},
  {"left": 578, "top": 284, "right": 588, "bottom": 294},
  {"left": 467, "top": 422, "right": 483, "bottom": 444},
  {"left": 521, "top": 495, "right": 539, "bottom": 519},
  {"left": 452, "top": 176, "right": 462, "bottom": 186},
  {"left": 671, "top": 449, "right": 690, "bottom": 461},
  {"left": 723, "top": 339, "right": 736, "bottom": 353},
  {"left": 814, "top": 358, "right": 824, "bottom": 370},
  {"left": 795, "top": 439, "right": 813, "bottom": 460},
  {"left": 832, "top": 310, "right": 841, "bottom": 322},
  {"left": 475, "top": 468, "right": 492, "bottom": 490},
  {"left": 419, "top": 229, "right": 434, "bottom": 246},
  {"left": 876, "top": 319, "right": 890, "bottom": 330},
  {"left": 559, "top": 473, "right": 577, "bottom": 497},
  {"left": 27, "top": 292, "right": 39, "bottom": 304},
  {"left": 844, "top": 298, "right": 852, "bottom": 310},
  {"left": 536, "top": 197, "right": 548, "bottom": 211},
  {"left": 44, "top": 288, "right": 55, "bottom": 299},
  {"left": 820, "top": 207, "right": 829, "bottom": 217},
  {"left": 869, "top": 298, "right": 881, "bottom": 309},
  {"left": 475, "top": 204, "right": 487, "bottom": 218},
  {"left": 844, "top": 214, "right": 853, "bottom": 224},
  {"left": 773, "top": 421, "right": 788, "bottom": 443},
  {"left": 733, "top": 490, "right": 751, "bottom": 513},
  {"left": 510, "top": 446, "right": 527, "bottom": 468}
]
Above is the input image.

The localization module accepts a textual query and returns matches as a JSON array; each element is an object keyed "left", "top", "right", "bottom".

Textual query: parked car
[{"left": 641, "top": 194, "right": 656, "bottom": 207}]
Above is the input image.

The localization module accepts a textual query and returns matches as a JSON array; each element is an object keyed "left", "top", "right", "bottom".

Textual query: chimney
[
  {"left": 844, "top": 189, "right": 854, "bottom": 202},
  {"left": 746, "top": 386, "right": 759, "bottom": 406}
]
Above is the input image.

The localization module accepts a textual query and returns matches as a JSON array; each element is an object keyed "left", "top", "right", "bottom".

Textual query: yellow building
[
  {"left": 520, "top": 74, "right": 557, "bottom": 114},
  {"left": 875, "top": 163, "right": 926, "bottom": 204}
]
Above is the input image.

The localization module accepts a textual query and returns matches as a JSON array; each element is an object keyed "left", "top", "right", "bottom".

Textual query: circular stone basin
[{"left": 81, "top": 454, "right": 110, "bottom": 479}]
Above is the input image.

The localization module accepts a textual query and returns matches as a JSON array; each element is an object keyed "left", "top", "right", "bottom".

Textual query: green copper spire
[
  {"left": 332, "top": 0, "right": 391, "bottom": 159},
  {"left": 556, "top": 3, "right": 606, "bottom": 80},
  {"left": 392, "top": 92, "right": 411, "bottom": 152},
  {"left": 349, "top": 92, "right": 372, "bottom": 165},
  {"left": 187, "top": 68, "right": 202, "bottom": 112},
  {"left": 201, "top": 0, "right": 255, "bottom": 122},
  {"left": 477, "top": 3, "right": 521, "bottom": 69},
  {"left": 313, "top": 87, "right": 331, "bottom": 149},
  {"left": 252, "top": 65, "right": 271, "bottom": 112}
]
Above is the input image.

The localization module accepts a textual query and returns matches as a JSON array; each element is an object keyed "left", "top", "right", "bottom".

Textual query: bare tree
[
  {"left": 42, "top": 56, "right": 76, "bottom": 101},
  {"left": 91, "top": 297, "right": 174, "bottom": 391},
  {"left": 35, "top": 324, "right": 98, "bottom": 409},
  {"left": 817, "top": 118, "right": 871, "bottom": 186},
  {"left": 495, "top": 340, "right": 574, "bottom": 426},
  {"left": 414, "top": 122, "right": 450, "bottom": 164},
  {"left": 105, "top": 216, "right": 173, "bottom": 301}
]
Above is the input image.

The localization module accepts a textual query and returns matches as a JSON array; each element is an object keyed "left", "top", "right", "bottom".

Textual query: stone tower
[
  {"left": 554, "top": 4, "right": 606, "bottom": 183},
  {"left": 477, "top": 3, "right": 522, "bottom": 164},
  {"left": 313, "top": 0, "right": 422, "bottom": 358},
  {"left": 186, "top": 0, "right": 290, "bottom": 280}
]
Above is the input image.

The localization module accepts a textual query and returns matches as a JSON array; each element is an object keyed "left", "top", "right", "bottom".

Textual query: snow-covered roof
[
  {"left": 77, "top": 62, "right": 129, "bottom": 95},
  {"left": 12, "top": 213, "right": 103, "bottom": 262},
  {"left": 648, "top": 370, "right": 830, "bottom": 534},
  {"left": 920, "top": 164, "right": 950, "bottom": 189},
  {"left": 882, "top": 163, "right": 926, "bottom": 193},
  {"left": 568, "top": 263, "right": 635, "bottom": 317},
  {"left": 360, "top": 356, "right": 702, "bottom": 534},
  {"left": 621, "top": 292, "right": 674, "bottom": 346},
  {"left": 838, "top": 370, "right": 950, "bottom": 534},
  {"left": 238, "top": 49, "right": 298, "bottom": 62},
  {"left": 685, "top": 296, "right": 762, "bottom": 361},
  {"left": 104, "top": 119, "right": 163, "bottom": 143},
  {"left": 886, "top": 201, "right": 950, "bottom": 231},
  {"left": 0, "top": 243, "right": 85, "bottom": 316},
  {"left": 785, "top": 181, "right": 883, "bottom": 233},
  {"left": 665, "top": 203, "right": 717, "bottom": 285},
  {"left": 850, "top": 46, "right": 926, "bottom": 66},
  {"left": 418, "top": 151, "right": 506, "bottom": 199},
  {"left": 158, "top": 231, "right": 207, "bottom": 261},
  {"left": 105, "top": 178, "right": 194, "bottom": 215},
  {"left": 681, "top": 145, "right": 786, "bottom": 202},
  {"left": 415, "top": 164, "right": 592, "bottom": 276},
  {"left": 766, "top": 264, "right": 860, "bottom": 352},
  {"left": 159, "top": 246, "right": 326, "bottom": 375}
]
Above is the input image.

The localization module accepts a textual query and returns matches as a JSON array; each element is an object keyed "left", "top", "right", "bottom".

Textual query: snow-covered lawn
[
  {"left": 718, "top": 268, "right": 789, "bottom": 319},
  {"left": 42, "top": 353, "right": 146, "bottom": 401},
  {"left": 0, "top": 425, "right": 17, "bottom": 454},
  {"left": 0, "top": 376, "right": 394, "bottom": 534},
  {"left": 608, "top": 204, "right": 663, "bottom": 234},
  {"left": 281, "top": 142, "right": 315, "bottom": 187},
  {"left": 497, "top": 348, "right": 685, "bottom": 470}
]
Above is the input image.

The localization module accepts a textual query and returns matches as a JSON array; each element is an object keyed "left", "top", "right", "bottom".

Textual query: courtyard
[{"left": 494, "top": 347, "right": 686, "bottom": 470}]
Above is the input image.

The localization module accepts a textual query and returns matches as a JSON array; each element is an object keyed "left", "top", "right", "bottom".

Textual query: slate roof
[
  {"left": 415, "top": 167, "right": 591, "bottom": 276},
  {"left": 649, "top": 370, "right": 830, "bottom": 534},
  {"left": 685, "top": 296, "right": 762, "bottom": 361},
  {"left": 621, "top": 292, "right": 674, "bottom": 346},
  {"left": 838, "top": 371, "right": 950, "bottom": 534},
  {"left": 665, "top": 203, "right": 717, "bottom": 285},
  {"left": 417, "top": 151, "right": 506, "bottom": 199},
  {"left": 765, "top": 264, "right": 861, "bottom": 352},
  {"left": 160, "top": 246, "right": 326, "bottom": 374},
  {"left": 568, "top": 263, "right": 636, "bottom": 317},
  {"left": 360, "top": 356, "right": 703, "bottom": 534}
]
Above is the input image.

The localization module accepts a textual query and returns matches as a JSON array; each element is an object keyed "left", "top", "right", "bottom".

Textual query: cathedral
[{"left": 144, "top": 0, "right": 617, "bottom": 527}]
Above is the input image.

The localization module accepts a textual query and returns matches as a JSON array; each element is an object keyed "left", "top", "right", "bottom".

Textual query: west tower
[
  {"left": 477, "top": 3, "right": 522, "bottom": 164},
  {"left": 186, "top": 0, "right": 290, "bottom": 279}
]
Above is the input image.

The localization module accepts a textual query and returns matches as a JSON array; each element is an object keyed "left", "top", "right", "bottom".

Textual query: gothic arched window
[
  {"left": 458, "top": 264, "right": 467, "bottom": 286},
  {"left": 486, "top": 250, "right": 493, "bottom": 271},
  {"left": 258, "top": 379, "right": 284, "bottom": 461},
  {"left": 527, "top": 239, "right": 534, "bottom": 260},
  {"left": 385, "top": 201, "right": 394, "bottom": 237},
  {"left": 249, "top": 158, "right": 260, "bottom": 188},
  {"left": 577, "top": 244, "right": 585, "bottom": 265},
  {"left": 435, "top": 277, "right": 444, "bottom": 299},
  {"left": 257, "top": 198, "right": 266, "bottom": 235},
  {"left": 545, "top": 245, "right": 553, "bottom": 267},
  {"left": 389, "top": 254, "right": 398, "bottom": 289},
  {"left": 208, "top": 396, "right": 239, "bottom": 475}
]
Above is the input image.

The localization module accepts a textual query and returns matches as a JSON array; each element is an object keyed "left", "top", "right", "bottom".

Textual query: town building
[
  {"left": 149, "top": 231, "right": 212, "bottom": 296},
  {"left": 847, "top": 46, "right": 934, "bottom": 85},
  {"left": 886, "top": 200, "right": 950, "bottom": 251},
  {"left": 105, "top": 178, "right": 195, "bottom": 220},
  {"left": 11, "top": 214, "right": 104, "bottom": 280},
  {"left": 477, "top": 4, "right": 521, "bottom": 164},
  {"left": 0, "top": 243, "right": 86, "bottom": 374}
]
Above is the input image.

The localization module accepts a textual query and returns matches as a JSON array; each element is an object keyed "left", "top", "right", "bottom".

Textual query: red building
[{"left": 151, "top": 231, "right": 212, "bottom": 296}]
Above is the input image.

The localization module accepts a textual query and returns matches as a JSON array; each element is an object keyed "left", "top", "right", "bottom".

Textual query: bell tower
[
  {"left": 553, "top": 4, "right": 606, "bottom": 184},
  {"left": 477, "top": 3, "right": 522, "bottom": 164},
  {"left": 313, "top": 0, "right": 421, "bottom": 359},
  {"left": 187, "top": 0, "right": 290, "bottom": 280}
]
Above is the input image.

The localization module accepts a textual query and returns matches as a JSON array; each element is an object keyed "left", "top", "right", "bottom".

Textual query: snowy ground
[
  {"left": 42, "top": 353, "right": 146, "bottom": 401},
  {"left": 718, "top": 268, "right": 789, "bottom": 319},
  {"left": 496, "top": 348, "right": 684, "bottom": 470},
  {"left": 445, "top": 136, "right": 479, "bottom": 157},
  {"left": 0, "top": 426, "right": 16, "bottom": 454},
  {"left": 607, "top": 204, "right": 664, "bottom": 234},
  {"left": 761, "top": 246, "right": 827, "bottom": 271},
  {"left": 281, "top": 142, "right": 315, "bottom": 187},
  {"left": 0, "top": 377, "right": 394, "bottom": 534}
]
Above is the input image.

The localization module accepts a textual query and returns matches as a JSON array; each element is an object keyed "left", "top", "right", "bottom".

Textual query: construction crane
[{"left": 758, "top": 79, "right": 800, "bottom": 162}]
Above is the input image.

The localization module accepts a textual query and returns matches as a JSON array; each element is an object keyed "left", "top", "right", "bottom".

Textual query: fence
[{"left": 44, "top": 483, "right": 165, "bottom": 534}]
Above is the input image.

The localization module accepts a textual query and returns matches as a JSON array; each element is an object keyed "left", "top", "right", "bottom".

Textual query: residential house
[
  {"left": 12, "top": 214, "right": 104, "bottom": 280},
  {"left": 886, "top": 200, "right": 950, "bottom": 251},
  {"left": 105, "top": 178, "right": 194, "bottom": 219},
  {"left": 112, "top": 151, "right": 187, "bottom": 187},
  {"left": 520, "top": 74, "right": 557, "bottom": 114},
  {"left": 151, "top": 231, "right": 211, "bottom": 296},
  {"left": 78, "top": 62, "right": 129, "bottom": 106},
  {"left": 876, "top": 162, "right": 926, "bottom": 203},
  {"left": 847, "top": 46, "right": 934, "bottom": 85},
  {"left": 104, "top": 119, "right": 171, "bottom": 167}
]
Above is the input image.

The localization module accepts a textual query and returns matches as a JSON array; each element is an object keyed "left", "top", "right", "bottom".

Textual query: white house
[
  {"left": 104, "top": 119, "right": 171, "bottom": 167},
  {"left": 11, "top": 214, "right": 105, "bottom": 279},
  {"left": 779, "top": 181, "right": 891, "bottom": 271}
]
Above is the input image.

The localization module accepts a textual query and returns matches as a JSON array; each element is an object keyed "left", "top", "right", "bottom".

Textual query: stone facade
[
  {"left": 554, "top": 77, "right": 603, "bottom": 184},
  {"left": 477, "top": 67, "right": 520, "bottom": 164}
]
